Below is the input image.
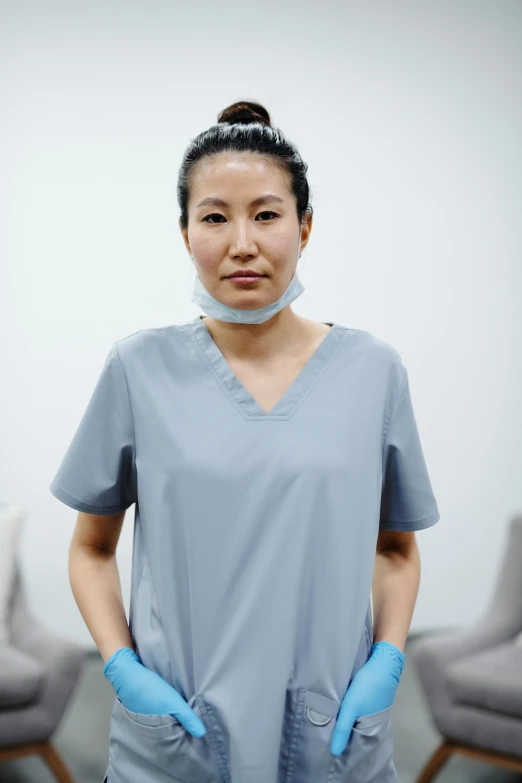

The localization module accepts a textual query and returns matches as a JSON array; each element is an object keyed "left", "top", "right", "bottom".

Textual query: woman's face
[{"left": 180, "top": 152, "right": 311, "bottom": 309}]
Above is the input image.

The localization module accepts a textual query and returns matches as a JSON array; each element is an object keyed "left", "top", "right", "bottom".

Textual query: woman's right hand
[{"left": 103, "top": 647, "right": 207, "bottom": 738}]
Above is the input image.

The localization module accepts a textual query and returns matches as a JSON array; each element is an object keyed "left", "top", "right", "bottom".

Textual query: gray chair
[
  {"left": 0, "top": 555, "right": 85, "bottom": 782},
  {"left": 409, "top": 512, "right": 522, "bottom": 781}
]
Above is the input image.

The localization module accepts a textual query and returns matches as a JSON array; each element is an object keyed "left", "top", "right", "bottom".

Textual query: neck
[{"left": 200, "top": 308, "right": 308, "bottom": 362}]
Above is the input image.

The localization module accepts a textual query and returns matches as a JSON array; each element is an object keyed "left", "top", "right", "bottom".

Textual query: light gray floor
[{"left": 1, "top": 635, "right": 521, "bottom": 783}]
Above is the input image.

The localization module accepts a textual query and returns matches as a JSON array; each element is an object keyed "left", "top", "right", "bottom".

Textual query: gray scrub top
[{"left": 50, "top": 315, "right": 440, "bottom": 783}]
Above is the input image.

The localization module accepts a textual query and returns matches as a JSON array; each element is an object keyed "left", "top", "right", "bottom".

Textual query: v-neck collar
[{"left": 183, "top": 315, "right": 350, "bottom": 421}]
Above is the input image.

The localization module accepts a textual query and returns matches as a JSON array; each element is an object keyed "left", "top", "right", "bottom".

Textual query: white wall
[{"left": 2, "top": 0, "right": 521, "bottom": 651}]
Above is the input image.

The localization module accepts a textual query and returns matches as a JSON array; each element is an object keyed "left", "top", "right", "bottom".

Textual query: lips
[{"left": 226, "top": 270, "right": 266, "bottom": 278}]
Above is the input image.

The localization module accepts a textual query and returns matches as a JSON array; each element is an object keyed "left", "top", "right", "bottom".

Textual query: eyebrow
[{"left": 195, "top": 194, "right": 285, "bottom": 209}]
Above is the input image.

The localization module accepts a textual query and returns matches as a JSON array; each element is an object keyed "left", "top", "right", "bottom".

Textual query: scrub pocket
[
  {"left": 334, "top": 705, "right": 399, "bottom": 783},
  {"left": 280, "top": 687, "right": 340, "bottom": 782},
  {"left": 108, "top": 692, "right": 230, "bottom": 783},
  {"left": 280, "top": 688, "right": 398, "bottom": 783}
]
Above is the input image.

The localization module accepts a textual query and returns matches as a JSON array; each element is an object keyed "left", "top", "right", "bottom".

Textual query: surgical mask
[{"left": 190, "top": 251, "right": 305, "bottom": 324}]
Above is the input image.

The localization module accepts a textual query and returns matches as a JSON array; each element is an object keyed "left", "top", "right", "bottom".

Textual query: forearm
[
  {"left": 68, "top": 543, "right": 134, "bottom": 664},
  {"left": 371, "top": 544, "right": 421, "bottom": 654}
]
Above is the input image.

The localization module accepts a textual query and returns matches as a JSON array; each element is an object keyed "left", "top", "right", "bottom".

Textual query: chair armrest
[
  {"left": 0, "top": 644, "right": 46, "bottom": 708},
  {"left": 10, "top": 600, "right": 86, "bottom": 734},
  {"left": 11, "top": 604, "right": 85, "bottom": 673},
  {"left": 9, "top": 571, "right": 85, "bottom": 675},
  {"left": 408, "top": 611, "right": 516, "bottom": 729},
  {"left": 409, "top": 610, "right": 517, "bottom": 668}
]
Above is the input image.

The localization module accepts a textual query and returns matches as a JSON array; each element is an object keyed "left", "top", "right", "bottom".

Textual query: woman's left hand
[{"left": 330, "top": 641, "right": 405, "bottom": 756}]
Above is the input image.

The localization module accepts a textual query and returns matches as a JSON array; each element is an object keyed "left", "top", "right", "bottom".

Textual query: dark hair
[{"left": 177, "top": 100, "right": 313, "bottom": 232}]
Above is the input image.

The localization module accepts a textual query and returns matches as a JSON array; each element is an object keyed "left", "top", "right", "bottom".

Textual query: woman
[{"left": 50, "top": 100, "right": 440, "bottom": 783}]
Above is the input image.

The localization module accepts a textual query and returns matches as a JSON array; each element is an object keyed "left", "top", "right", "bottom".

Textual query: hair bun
[{"left": 218, "top": 101, "right": 271, "bottom": 127}]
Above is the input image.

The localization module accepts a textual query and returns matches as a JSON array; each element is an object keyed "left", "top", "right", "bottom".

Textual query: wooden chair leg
[
  {"left": 415, "top": 738, "right": 522, "bottom": 782},
  {"left": 415, "top": 740, "right": 455, "bottom": 783},
  {"left": 451, "top": 741, "right": 522, "bottom": 774},
  {"left": 38, "top": 741, "right": 76, "bottom": 783}
]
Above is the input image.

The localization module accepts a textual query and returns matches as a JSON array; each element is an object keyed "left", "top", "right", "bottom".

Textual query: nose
[{"left": 229, "top": 218, "right": 258, "bottom": 258}]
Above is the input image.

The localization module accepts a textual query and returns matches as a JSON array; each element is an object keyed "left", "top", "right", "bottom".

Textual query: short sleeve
[
  {"left": 49, "top": 341, "right": 137, "bottom": 515},
  {"left": 380, "top": 368, "right": 440, "bottom": 531}
]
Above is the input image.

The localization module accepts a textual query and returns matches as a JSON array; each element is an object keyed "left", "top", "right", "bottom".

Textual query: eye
[
  {"left": 202, "top": 211, "right": 279, "bottom": 224},
  {"left": 257, "top": 211, "right": 279, "bottom": 221}
]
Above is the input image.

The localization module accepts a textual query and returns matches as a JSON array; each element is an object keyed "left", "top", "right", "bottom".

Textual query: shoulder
[
  {"left": 353, "top": 327, "right": 401, "bottom": 359},
  {"left": 339, "top": 325, "right": 408, "bottom": 397},
  {"left": 344, "top": 325, "right": 404, "bottom": 367},
  {"left": 114, "top": 324, "right": 184, "bottom": 360}
]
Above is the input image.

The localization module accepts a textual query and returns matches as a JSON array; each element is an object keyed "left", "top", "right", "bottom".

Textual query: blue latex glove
[
  {"left": 330, "top": 641, "right": 405, "bottom": 756},
  {"left": 103, "top": 647, "right": 207, "bottom": 738}
]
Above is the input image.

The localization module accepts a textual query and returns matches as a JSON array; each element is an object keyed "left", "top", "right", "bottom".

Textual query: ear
[
  {"left": 299, "top": 211, "right": 313, "bottom": 255},
  {"left": 179, "top": 218, "right": 191, "bottom": 255}
]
